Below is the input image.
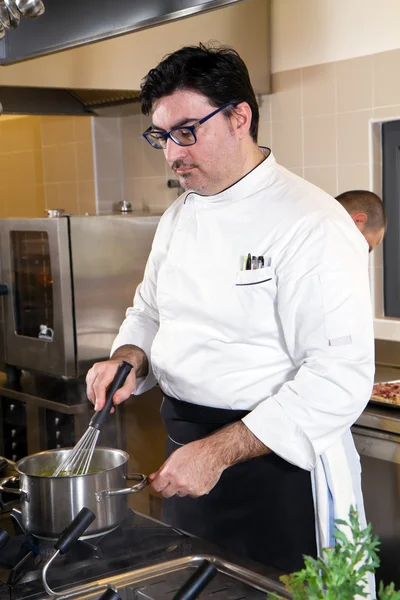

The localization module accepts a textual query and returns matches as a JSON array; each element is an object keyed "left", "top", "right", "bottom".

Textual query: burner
[
  {"left": 10, "top": 510, "right": 25, "bottom": 537},
  {"left": 0, "top": 509, "right": 190, "bottom": 599}
]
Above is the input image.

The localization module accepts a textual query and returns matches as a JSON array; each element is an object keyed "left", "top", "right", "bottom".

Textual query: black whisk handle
[
  {"left": 55, "top": 507, "right": 96, "bottom": 554},
  {"left": 89, "top": 361, "right": 133, "bottom": 429}
]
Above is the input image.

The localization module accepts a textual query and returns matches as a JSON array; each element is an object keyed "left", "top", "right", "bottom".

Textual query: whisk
[{"left": 52, "top": 361, "right": 133, "bottom": 477}]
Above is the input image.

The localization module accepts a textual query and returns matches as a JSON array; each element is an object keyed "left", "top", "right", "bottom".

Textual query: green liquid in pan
[{"left": 37, "top": 466, "right": 102, "bottom": 477}]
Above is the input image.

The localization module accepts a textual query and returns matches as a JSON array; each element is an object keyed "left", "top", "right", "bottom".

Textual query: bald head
[{"left": 336, "top": 190, "right": 386, "bottom": 252}]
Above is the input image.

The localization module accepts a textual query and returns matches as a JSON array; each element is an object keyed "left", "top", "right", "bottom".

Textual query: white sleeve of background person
[{"left": 242, "top": 218, "right": 375, "bottom": 470}]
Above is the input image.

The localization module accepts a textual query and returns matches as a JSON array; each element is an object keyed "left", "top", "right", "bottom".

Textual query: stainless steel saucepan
[{"left": 0, "top": 447, "right": 148, "bottom": 539}]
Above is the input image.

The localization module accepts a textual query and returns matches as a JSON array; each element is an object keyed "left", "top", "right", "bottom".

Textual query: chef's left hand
[{"left": 149, "top": 439, "right": 225, "bottom": 498}]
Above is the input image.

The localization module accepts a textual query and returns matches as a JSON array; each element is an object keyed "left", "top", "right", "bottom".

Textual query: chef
[
  {"left": 86, "top": 44, "right": 375, "bottom": 591},
  {"left": 336, "top": 189, "right": 386, "bottom": 252}
]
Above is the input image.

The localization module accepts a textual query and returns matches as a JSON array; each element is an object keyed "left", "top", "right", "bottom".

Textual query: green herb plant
[{"left": 267, "top": 507, "right": 400, "bottom": 600}]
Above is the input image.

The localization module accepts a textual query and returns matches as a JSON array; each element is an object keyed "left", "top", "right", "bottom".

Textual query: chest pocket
[{"left": 236, "top": 266, "right": 273, "bottom": 286}]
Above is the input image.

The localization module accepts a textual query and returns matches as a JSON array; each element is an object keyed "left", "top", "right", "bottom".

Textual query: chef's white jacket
[{"left": 112, "top": 150, "right": 375, "bottom": 596}]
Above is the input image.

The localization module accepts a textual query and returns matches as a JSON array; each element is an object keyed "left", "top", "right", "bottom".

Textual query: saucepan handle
[
  {"left": 0, "top": 475, "right": 24, "bottom": 499},
  {"left": 95, "top": 473, "right": 148, "bottom": 502}
]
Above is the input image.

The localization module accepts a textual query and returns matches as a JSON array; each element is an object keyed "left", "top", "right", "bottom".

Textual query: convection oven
[{"left": 0, "top": 214, "right": 159, "bottom": 378}]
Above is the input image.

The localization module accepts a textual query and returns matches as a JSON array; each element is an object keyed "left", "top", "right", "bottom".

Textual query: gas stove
[{"left": 0, "top": 508, "right": 190, "bottom": 600}]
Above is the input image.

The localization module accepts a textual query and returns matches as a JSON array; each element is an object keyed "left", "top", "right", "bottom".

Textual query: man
[
  {"left": 86, "top": 44, "right": 374, "bottom": 586},
  {"left": 336, "top": 189, "right": 385, "bottom": 252}
]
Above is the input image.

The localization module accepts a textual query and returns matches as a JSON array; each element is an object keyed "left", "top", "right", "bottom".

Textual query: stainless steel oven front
[
  {"left": 0, "top": 217, "right": 74, "bottom": 376},
  {"left": 0, "top": 214, "right": 159, "bottom": 378}
]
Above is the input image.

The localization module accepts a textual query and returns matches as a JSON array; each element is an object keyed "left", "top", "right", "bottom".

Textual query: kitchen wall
[
  {"left": 41, "top": 116, "right": 96, "bottom": 215},
  {"left": 92, "top": 114, "right": 183, "bottom": 214},
  {"left": 0, "top": 114, "right": 96, "bottom": 218},
  {"left": 0, "top": 116, "right": 44, "bottom": 218},
  {"left": 271, "top": 0, "right": 400, "bottom": 72}
]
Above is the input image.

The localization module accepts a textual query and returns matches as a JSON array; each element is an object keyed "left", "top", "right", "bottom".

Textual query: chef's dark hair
[
  {"left": 336, "top": 190, "right": 386, "bottom": 231},
  {"left": 140, "top": 43, "right": 260, "bottom": 143}
]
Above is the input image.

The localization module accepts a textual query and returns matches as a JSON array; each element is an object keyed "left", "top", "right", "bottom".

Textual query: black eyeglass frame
[{"left": 142, "top": 102, "right": 239, "bottom": 149}]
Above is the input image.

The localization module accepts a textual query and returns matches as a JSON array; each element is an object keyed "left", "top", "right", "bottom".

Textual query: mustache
[{"left": 171, "top": 160, "right": 197, "bottom": 171}]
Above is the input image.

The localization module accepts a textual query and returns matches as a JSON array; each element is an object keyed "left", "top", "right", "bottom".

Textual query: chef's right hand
[{"left": 86, "top": 359, "right": 137, "bottom": 412}]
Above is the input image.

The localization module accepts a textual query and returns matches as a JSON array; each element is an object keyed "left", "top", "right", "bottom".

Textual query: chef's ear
[
  {"left": 231, "top": 102, "right": 252, "bottom": 138},
  {"left": 351, "top": 212, "right": 368, "bottom": 232}
]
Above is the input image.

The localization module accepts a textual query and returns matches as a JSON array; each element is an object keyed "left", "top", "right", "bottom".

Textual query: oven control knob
[
  {"left": 56, "top": 431, "right": 60, "bottom": 439},
  {"left": 9, "top": 404, "right": 15, "bottom": 412},
  {"left": 12, "top": 455, "right": 17, "bottom": 462},
  {"left": 55, "top": 417, "right": 60, "bottom": 426},
  {"left": 11, "top": 429, "right": 16, "bottom": 438},
  {"left": 11, "top": 442, "right": 16, "bottom": 450}
]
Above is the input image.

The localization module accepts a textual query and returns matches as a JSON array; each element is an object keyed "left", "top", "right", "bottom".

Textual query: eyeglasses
[{"left": 142, "top": 102, "right": 237, "bottom": 150}]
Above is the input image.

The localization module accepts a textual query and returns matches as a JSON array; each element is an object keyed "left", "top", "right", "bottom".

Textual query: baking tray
[{"left": 370, "top": 379, "right": 400, "bottom": 408}]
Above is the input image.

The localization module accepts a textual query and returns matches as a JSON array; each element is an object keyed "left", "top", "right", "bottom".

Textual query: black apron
[{"left": 160, "top": 395, "right": 317, "bottom": 574}]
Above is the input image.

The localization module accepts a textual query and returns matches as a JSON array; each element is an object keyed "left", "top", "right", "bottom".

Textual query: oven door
[
  {"left": 0, "top": 218, "right": 75, "bottom": 377},
  {"left": 352, "top": 425, "right": 400, "bottom": 587}
]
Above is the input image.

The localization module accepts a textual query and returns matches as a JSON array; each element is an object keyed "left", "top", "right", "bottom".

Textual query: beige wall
[
  {"left": 259, "top": 47, "right": 400, "bottom": 198},
  {"left": 92, "top": 114, "right": 179, "bottom": 214},
  {"left": 271, "top": 0, "right": 400, "bottom": 72},
  {"left": 0, "top": 115, "right": 96, "bottom": 219},
  {"left": 0, "top": 0, "right": 270, "bottom": 93},
  {"left": 41, "top": 116, "right": 96, "bottom": 215},
  {"left": 0, "top": 116, "right": 44, "bottom": 217}
]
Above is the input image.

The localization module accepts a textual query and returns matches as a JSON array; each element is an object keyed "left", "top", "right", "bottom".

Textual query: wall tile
[
  {"left": 124, "top": 177, "right": 148, "bottom": 211},
  {"left": 41, "top": 117, "right": 76, "bottom": 146},
  {"left": 258, "top": 94, "right": 271, "bottom": 122},
  {"left": 77, "top": 180, "right": 96, "bottom": 215},
  {"left": 58, "top": 143, "right": 77, "bottom": 182},
  {"left": 122, "top": 116, "right": 146, "bottom": 179},
  {"left": 18, "top": 150, "right": 39, "bottom": 184},
  {"left": 288, "top": 167, "right": 304, "bottom": 178},
  {"left": 145, "top": 177, "right": 176, "bottom": 212},
  {"left": 42, "top": 146, "right": 60, "bottom": 183},
  {"left": 258, "top": 120, "right": 272, "bottom": 148},
  {"left": 373, "top": 48, "right": 400, "bottom": 108},
  {"left": 337, "top": 110, "right": 373, "bottom": 165},
  {"left": 73, "top": 117, "right": 92, "bottom": 142},
  {"left": 94, "top": 118, "right": 121, "bottom": 141},
  {"left": 95, "top": 139, "right": 123, "bottom": 180},
  {"left": 44, "top": 183, "right": 59, "bottom": 209},
  {"left": 271, "top": 119, "right": 303, "bottom": 168},
  {"left": 141, "top": 138, "right": 168, "bottom": 177},
  {"left": 76, "top": 141, "right": 95, "bottom": 181},
  {"left": 302, "top": 62, "right": 336, "bottom": 117},
  {"left": 336, "top": 56, "right": 373, "bottom": 113},
  {"left": 57, "top": 182, "right": 78, "bottom": 214},
  {"left": 373, "top": 106, "right": 400, "bottom": 120},
  {"left": 97, "top": 178, "right": 123, "bottom": 213},
  {"left": 337, "top": 164, "right": 370, "bottom": 193},
  {"left": 303, "top": 166, "right": 337, "bottom": 197},
  {"left": 271, "top": 69, "right": 302, "bottom": 121},
  {"left": 303, "top": 114, "right": 336, "bottom": 166}
]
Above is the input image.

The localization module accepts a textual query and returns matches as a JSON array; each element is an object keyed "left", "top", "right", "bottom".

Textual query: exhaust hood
[
  {"left": 0, "top": 0, "right": 245, "bottom": 116},
  {"left": 0, "top": 86, "right": 142, "bottom": 116},
  {"left": 0, "top": 0, "right": 243, "bottom": 64}
]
